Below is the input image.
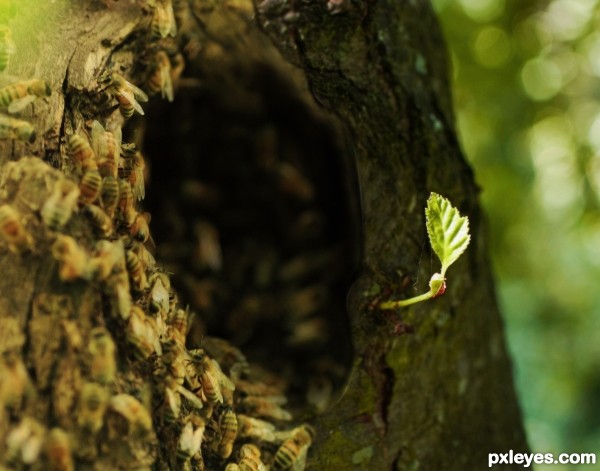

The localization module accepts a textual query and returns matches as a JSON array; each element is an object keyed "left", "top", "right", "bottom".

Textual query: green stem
[{"left": 379, "top": 289, "right": 434, "bottom": 310}]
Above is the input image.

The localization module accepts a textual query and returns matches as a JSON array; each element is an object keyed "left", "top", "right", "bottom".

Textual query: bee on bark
[
  {"left": 41, "top": 179, "right": 80, "bottom": 231},
  {"left": 188, "top": 351, "right": 227, "bottom": 406},
  {"left": 67, "top": 133, "right": 96, "bottom": 171},
  {"left": 88, "top": 327, "right": 116, "bottom": 384},
  {"left": 151, "top": 0, "right": 177, "bottom": 38},
  {"left": 100, "top": 175, "right": 119, "bottom": 217},
  {"left": 77, "top": 382, "right": 108, "bottom": 434},
  {"left": 82, "top": 204, "right": 113, "bottom": 237},
  {"left": 120, "top": 142, "right": 146, "bottom": 200},
  {"left": 127, "top": 305, "right": 162, "bottom": 360},
  {"left": 44, "top": 428, "right": 74, "bottom": 471},
  {"left": 236, "top": 443, "right": 266, "bottom": 471},
  {"left": 78, "top": 169, "right": 102, "bottom": 205},
  {"left": 108, "top": 394, "right": 154, "bottom": 438},
  {"left": 218, "top": 406, "right": 238, "bottom": 459},
  {"left": 51, "top": 235, "right": 89, "bottom": 281},
  {"left": 0, "top": 113, "right": 35, "bottom": 142},
  {"left": 147, "top": 50, "right": 174, "bottom": 102},
  {"left": 0, "top": 78, "right": 51, "bottom": 113},
  {"left": 162, "top": 382, "right": 181, "bottom": 424},
  {"left": 91, "top": 120, "right": 121, "bottom": 178},
  {"left": 98, "top": 72, "right": 148, "bottom": 119},
  {"left": 87, "top": 239, "right": 124, "bottom": 281},
  {"left": 0, "top": 203, "right": 33, "bottom": 254},
  {"left": 117, "top": 179, "right": 135, "bottom": 224},
  {"left": 130, "top": 211, "right": 151, "bottom": 243},
  {"left": 0, "top": 25, "right": 16, "bottom": 72},
  {"left": 125, "top": 248, "right": 148, "bottom": 292},
  {"left": 272, "top": 425, "right": 315, "bottom": 471}
]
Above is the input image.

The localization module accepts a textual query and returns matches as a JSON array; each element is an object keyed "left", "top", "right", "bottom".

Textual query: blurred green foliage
[{"left": 433, "top": 0, "right": 600, "bottom": 467}]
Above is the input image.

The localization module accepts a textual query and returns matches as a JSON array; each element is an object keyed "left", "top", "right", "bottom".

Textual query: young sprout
[{"left": 380, "top": 192, "right": 471, "bottom": 309}]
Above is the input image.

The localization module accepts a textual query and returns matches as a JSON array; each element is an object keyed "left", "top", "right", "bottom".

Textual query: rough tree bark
[{"left": 0, "top": 0, "right": 527, "bottom": 470}]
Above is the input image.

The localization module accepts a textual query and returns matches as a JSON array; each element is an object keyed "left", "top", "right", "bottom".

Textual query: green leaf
[{"left": 425, "top": 192, "right": 471, "bottom": 276}]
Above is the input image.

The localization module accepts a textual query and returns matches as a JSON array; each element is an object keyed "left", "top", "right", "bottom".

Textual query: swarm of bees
[{"left": 0, "top": 0, "right": 345, "bottom": 470}]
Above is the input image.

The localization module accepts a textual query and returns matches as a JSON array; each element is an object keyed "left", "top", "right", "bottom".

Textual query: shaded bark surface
[{"left": 0, "top": 0, "right": 527, "bottom": 470}]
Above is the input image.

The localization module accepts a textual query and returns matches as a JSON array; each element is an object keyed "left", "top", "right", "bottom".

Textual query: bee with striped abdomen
[
  {"left": 98, "top": 72, "right": 148, "bottom": 119},
  {"left": 0, "top": 78, "right": 51, "bottom": 113},
  {"left": 78, "top": 169, "right": 102, "bottom": 205},
  {"left": 0, "top": 113, "right": 35, "bottom": 142},
  {"left": 272, "top": 425, "right": 315, "bottom": 471},
  {"left": 82, "top": 204, "right": 113, "bottom": 237},
  {"left": 68, "top": 133, "right": 97, "bottom": 172}
]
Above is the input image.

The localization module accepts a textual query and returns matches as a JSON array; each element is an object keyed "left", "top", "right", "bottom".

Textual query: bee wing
[
  {"left": 175, "top": 384, "right": 204, "bottom": 411},
  {"left": 128, "top": 82, "right": 149, "bottom": 103},
  {"left": 291, "top": 446, "right": 309, "bottom": 471},
  {"left": 133, "top": 167, "right": 145, "bottom": 201},
  {"left": 91, "top": 120, "right": 106, "bottom": 158},
  {"left": 166, "top": 1, "right": 177, "bottom": 37},
  {"left": 161, "top": 65, "right": 174, "bottom": 102},
  {"left": 117, "top": 88, "right": 145, "bottom": 116},
  {"left": 7, "top": 95, "right": 35, "bottom": 114}
]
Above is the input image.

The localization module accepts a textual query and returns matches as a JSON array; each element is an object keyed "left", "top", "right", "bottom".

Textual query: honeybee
[
  {"left": 41, "top": 178, "right": 80, "bottom": 230},
  {"left": 239, "top": 396, "right": 292, "bottom": 421},
  {"left": 148, "top": 271, "right": 170, "bottom": 314},
  {"left": 169, "top": 306, "right": 189, "bottom": 339},
  {"left": 125, "top": 248, "right": 148, "bottom": 292},
  {"left": 82, "top": 204, "right": 113, "bottom": 237},
  {"left": 236, "top": 414, "right": 277, "bottom": 443},
  {"left": 78, "top": 169, "right": 102, "bottom": 205},
  {"left": 176, "top": 419, "right": 204, "bottom": 463},
  {"left": 99, "top": 72, "right": 148, "bottom": 119},
  {"left": 100, "top": 175, "right": 119, "bottom": 217},
  {"left": 87, "top": 239, "right": 124, "bottom": 281},
  {"left": 67, "top": 133, "right": 96, "bottom": 171},
  {"left": 147, "top": 50, "right": 174, "bottom": 102},
  {"left": 44, "top": 428, "right": 74, "bottom": 471},
  {"left": 218, "top": 406, "right": 238, "bottom": 459},
  {"left": 108, "top": 394, "right": 154, "bottom": 438},
  {"left": 77, "top": 382, "right": 108, "bottom": 434},
  {"left": 272, "top": 425, "right": 315, "bottom": 471},
  {"left": 162, "top": 383, "right": 181, "bottom": 424},
  {"left": 5, "top": 418, "right": 45, "bottom": 465},
  {"left": 91, "top": 120, "right": 121, "bottom": 178},
  {"left": 151, "top": 0, "right": 176, "bottom": 39},
  {"left": 0, "top": 203, "right": 33, "bottom": 254},
  {"left": 51, "top": 235, "right": 89, "bottom": 281},
  {"left": 188, "top": 351, "right": 233, "bottom": 406},
  {"left": 0, "top": 25, "right": 16, "bottom": 72},
  {"left": 0, "top": 78, "right": 51, "bottom": 113},
  {"left": 117, "top": 179, "right": 135, "bottom": 223},
  {"left": 120, "top": 142, "right": 146, "bottom": 201},
  {"left": 88, "top": 327, "right": 116, "bottom": 384},
  {"left": 0, "top": 113, "right": 35, "bottom": 142},
  {"left": 236, "top": 443, "right": 266, "bottom": 471},
  {"left": 127, "top": 305, "right": 162, "bottom": 360},
  {"left": 130, "top": 211, "right": 151, "bottom": 243}
]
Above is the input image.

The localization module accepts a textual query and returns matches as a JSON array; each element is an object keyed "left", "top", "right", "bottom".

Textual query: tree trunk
[{"left": 0, "top": 0, "right": 527, "bottom": 470}]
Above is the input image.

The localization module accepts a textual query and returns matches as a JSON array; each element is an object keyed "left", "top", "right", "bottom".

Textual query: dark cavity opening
[{"left": 143, "top": 61, "right": 360, "bottom": 415}]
